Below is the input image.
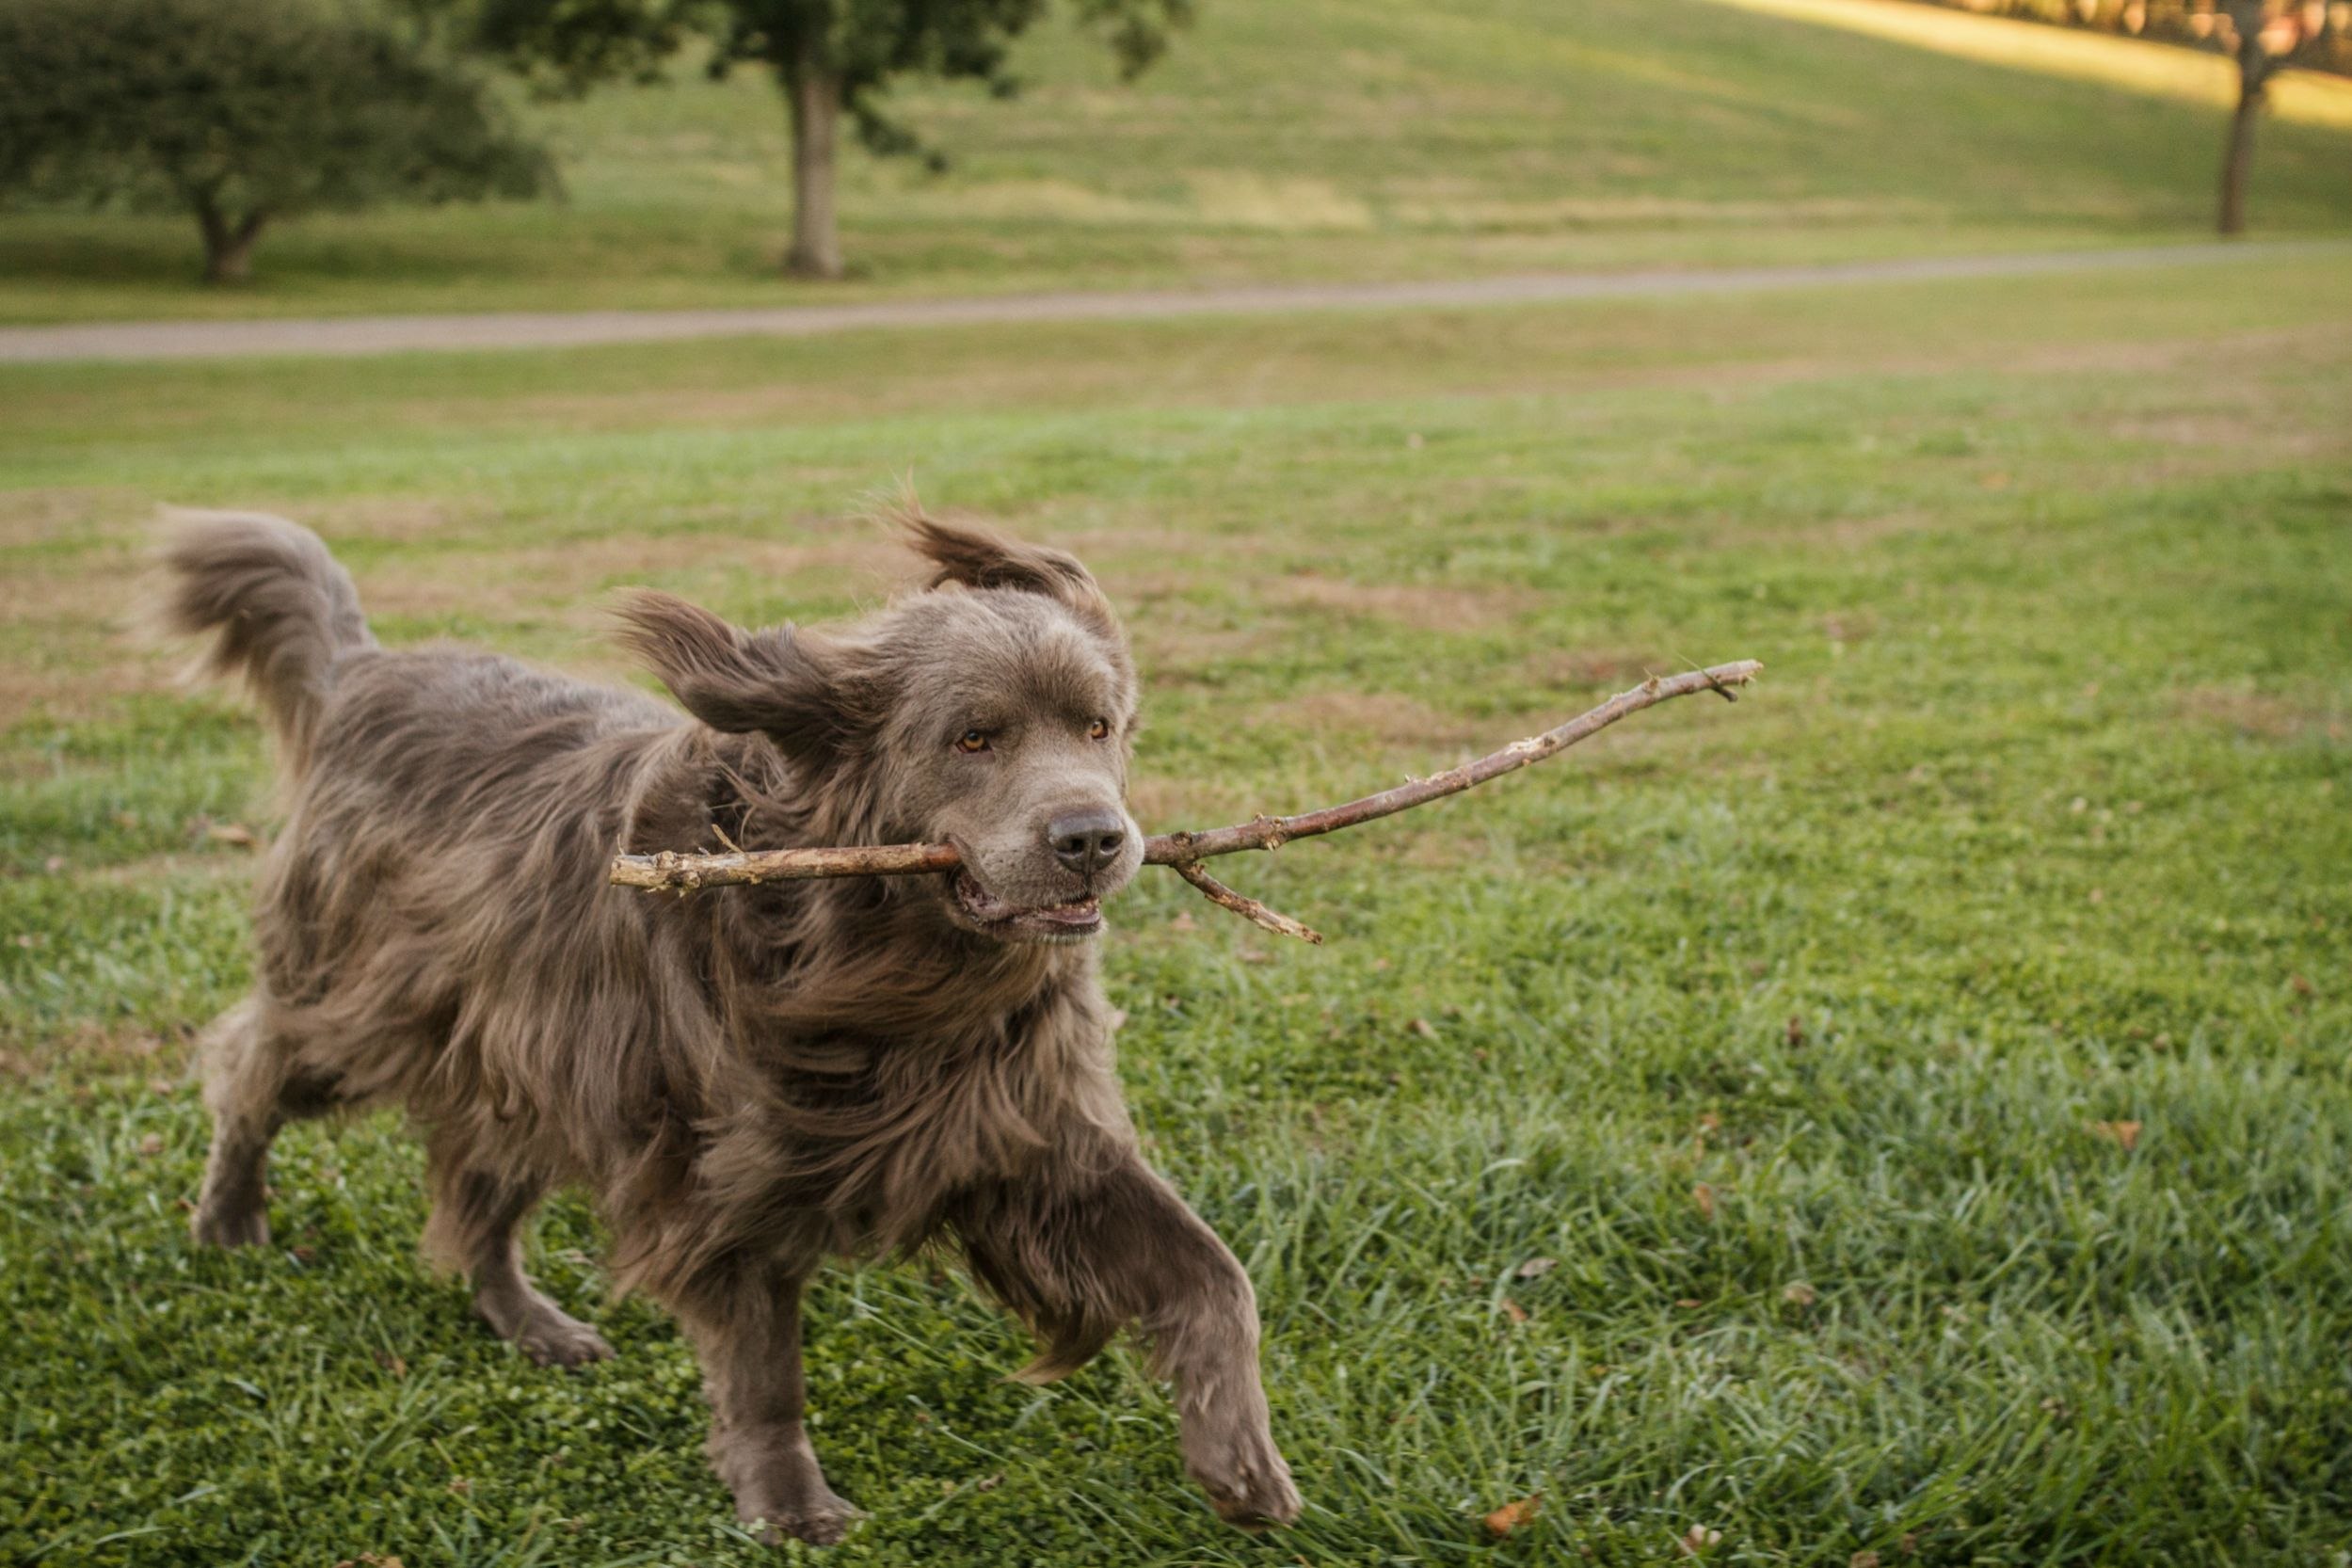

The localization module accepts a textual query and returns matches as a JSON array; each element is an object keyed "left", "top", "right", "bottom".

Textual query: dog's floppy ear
[
  {"left": 903, "top": 513, "right": 1114, "bottom": 631},
  {"left": 616, "top": 592, "right": 858, "bottom": 762}
]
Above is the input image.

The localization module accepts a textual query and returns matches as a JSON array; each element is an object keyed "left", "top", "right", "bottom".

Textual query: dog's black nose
[{"left": 1048, "top": 810, "right": 1126, "bottom": 876}]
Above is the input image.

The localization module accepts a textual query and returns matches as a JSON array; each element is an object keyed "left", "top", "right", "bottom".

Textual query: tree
[
  {"left": 1903, "top": 1, "right": 2343, "bottom": 234},
  {"left": 2211, "top": 1, "right": 2336, "bottom": 233},
  {"left": 470, "top": 0, "right": 1192, "bottom": 279},
  {"left": 0, "top": 0, "right": 554, "bottom": 283}
]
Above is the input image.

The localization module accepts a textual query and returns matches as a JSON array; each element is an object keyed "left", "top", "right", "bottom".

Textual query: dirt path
[{"left": 0, "top": 242, "right": 2330, "bottom": 364}]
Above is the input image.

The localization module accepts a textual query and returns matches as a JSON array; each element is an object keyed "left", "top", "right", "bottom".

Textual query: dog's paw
[
  {"left": 190, "top": 1202, "right": 269, "bottom": 1249},
  {"left": 746, "top": 1487, "right": 861, "bottom": 1547},
  {"left": 1187, "top": 1428, "right": 1302, "bottom": 1530},
  {"left": 515, "top": 1315, "right": 615, "bottom": 1369},
  {"left": 761, "top": 1504, "right": 860, "bottom": 1547}
]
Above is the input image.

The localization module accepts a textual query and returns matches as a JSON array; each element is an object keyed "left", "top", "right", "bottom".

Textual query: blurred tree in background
[
  {"left": 1904, "top": 0, "right": 2344, "bottom": 231},
  {"left": 0, "top": 0, "right": 554, "bottom": 283},
  {"left": 465, "top": 0, "right": 1192, "bottom": 278}
]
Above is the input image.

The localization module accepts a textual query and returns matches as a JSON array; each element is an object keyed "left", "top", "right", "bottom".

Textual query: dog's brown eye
[
  {"left": 954, "top": 728, "right": 991, "bottom": 754},
  {"left": 1087, "top": 717, "right": 1111, "bottom": 741}
]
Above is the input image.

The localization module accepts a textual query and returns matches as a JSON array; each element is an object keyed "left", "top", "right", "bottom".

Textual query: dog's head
[{"left": 620, "top": 515, "right": 1143, "bottom": 945}]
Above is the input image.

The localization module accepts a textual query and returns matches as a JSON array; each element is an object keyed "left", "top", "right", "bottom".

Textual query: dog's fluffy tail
[{"left": 150, "top": 509, "right": 375, "bottom": 768}]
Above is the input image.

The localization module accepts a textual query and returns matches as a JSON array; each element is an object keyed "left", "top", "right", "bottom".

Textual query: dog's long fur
[{"left": 159, "top": 509, "right": 1298, "bottom": 1542}]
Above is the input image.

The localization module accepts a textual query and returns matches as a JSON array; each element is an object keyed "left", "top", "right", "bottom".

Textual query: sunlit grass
[{"left": 1707, "top": 0, "right": 2352, "bottom": 128}]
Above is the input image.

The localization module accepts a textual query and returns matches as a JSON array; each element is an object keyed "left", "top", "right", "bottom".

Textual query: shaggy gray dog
[{"left": 158, "top": 509, "right": 1300, "bottom": 1543}]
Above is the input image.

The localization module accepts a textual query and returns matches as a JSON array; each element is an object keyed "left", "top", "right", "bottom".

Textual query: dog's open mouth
[{"left": 952, "top": 870, "right": 1103, "bottom": 942}]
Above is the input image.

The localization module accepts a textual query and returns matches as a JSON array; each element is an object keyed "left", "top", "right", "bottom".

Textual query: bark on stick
[{"left": 610, "top": 659, "right": 1762, "bottom": 936}]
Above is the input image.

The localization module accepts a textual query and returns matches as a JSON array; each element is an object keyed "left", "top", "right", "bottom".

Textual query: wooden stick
[
  {"left": 1137, "top": 660, "right": 1760, "bottom": 864},
  {"left": 610, "top": 660, "right": 1762, "bottom": 936},
  {"left": 1171, "top": 859, "right": 1325, "bottom": 945},
  {"left": 611, "top": 840, "right": 960, "bottom": 892}
]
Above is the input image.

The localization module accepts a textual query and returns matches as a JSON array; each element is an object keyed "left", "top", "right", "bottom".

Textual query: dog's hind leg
[
  {"left": 190, "top": 998, "right": 341, "bottom": 1248},
  {"left": 421, "top": 1132, "right": 613, "bottom": 1368},
  {"left": 671, "top": 1265, "right": 856, "bottom": 1545}
]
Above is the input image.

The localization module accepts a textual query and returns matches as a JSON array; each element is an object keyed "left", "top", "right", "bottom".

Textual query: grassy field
[
  {"left": 7, "top": 0, "right": 2352, "bottom": 324},
  {"left": 3, "top": 252, "right": 2349, "bottom": 1564}
]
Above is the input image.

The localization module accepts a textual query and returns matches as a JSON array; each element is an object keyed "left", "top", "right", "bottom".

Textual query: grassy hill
[{"left": 5, "top": 0, "right": 2352, "bottom": 323}]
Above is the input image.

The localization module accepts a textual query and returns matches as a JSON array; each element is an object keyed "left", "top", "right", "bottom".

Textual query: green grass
[
  {"left": 4, "top": 256, "right": 2351, "bottom": 1565},
  {"left": 8, "top": 0, "right": 2352, "bottom": 323}
]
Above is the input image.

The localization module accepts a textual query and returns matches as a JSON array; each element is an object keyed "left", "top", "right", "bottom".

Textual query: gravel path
[{"left": 0, "top": 241, "right": 2328, "bottom": 364}]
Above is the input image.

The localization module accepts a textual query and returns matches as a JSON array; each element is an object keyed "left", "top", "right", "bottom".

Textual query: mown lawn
[
  {"left": 7, "top": 0, "right": 2352, "bottom": 324},
  {"left": 3, "top": 255, "right": 2349, "bottom": 1565}
]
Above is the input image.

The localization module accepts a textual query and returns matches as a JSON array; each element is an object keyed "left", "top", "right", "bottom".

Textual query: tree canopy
[{"left": 0, "top": 0, "right": 555, "bottom": 281}]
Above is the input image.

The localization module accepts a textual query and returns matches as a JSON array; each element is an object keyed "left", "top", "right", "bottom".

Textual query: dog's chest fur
[{"left": 641, "top": 937, "right": 1133, "bottom": 1283}]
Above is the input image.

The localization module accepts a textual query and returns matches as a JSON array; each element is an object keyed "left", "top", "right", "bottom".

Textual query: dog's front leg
[
  {"left": 960, "top": 1159, "right": 1301, "bottom": 1529},
  {"left": 672, "top": 1266, "right": 856, "bottom": 1545}
]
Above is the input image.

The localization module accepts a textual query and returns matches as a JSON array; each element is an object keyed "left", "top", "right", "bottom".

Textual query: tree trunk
[
  {"left": 783, "top": 39, "right": 843, "bottom": 280},
  {"left": 198, "top": 201, "right": 268, "bottom": 284},
  {"left": 2216, "top": 73, "right": 2264, "bottom": 234},
  {"left": 2216, "top": 26, "right": 2270, "bottom": 236}
]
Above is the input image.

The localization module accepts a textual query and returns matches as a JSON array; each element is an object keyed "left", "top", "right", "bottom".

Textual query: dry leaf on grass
[
  {"left": 2088, "top": 1119, "right": 2142, "bottom": 1152},
  {"left": 1676, "top": 1524, "right": 1722, "bottom": 1556},
  {"left": 1515, "top": 1256, "right": 1558, "bottom": 1280},
  {"left": 1483, "top": 1495, "right": 1543, "bottom": 1536},
  {"left": 1692, "top": 1182, "right": 1717, "bottom": 1220},
  {"left": 1782, "top": 1281, "right": 1818, "bottom": 1307},
  {"left": 203, "top": 821, "right": 258, "bottom": 849},
  {"left": 1500, "top": 1297, "right": 1529, "bottom": 1324}
]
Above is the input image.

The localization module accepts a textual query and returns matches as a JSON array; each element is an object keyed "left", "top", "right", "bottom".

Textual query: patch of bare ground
[
  {"left": 1126, "top": 775, "right": 1238, "bottom": 835},
  {"left": 2176, "top": 684, "right": 2347, "bottom": 744},
  {"left": 1768, "top": 507, "right": 1945, "bottom": 551},
  {"left": 0, "top": 640, "right": 170, "bottom": 734},
  {"left": 79, "top": 850, "right": 260, "bottom": 889},
  {"left": 350, "top": 532, "right": 908, "bottom": 625},
  {"left": 0, "top": 562, "right": 170, "bottom": 731},
  {"left": 309, "top": 496, "right": 473, "bottom": 544},
  {"left": 1054, "top": 520, "right": 1273, "bottom": 576},
  {"left": 3, "top": 849, "right": 258, "bottom": 891},
  {"left": 1264, "top": 575, "right": 1544, "bottom": 632},
  {"left": 0, "top": 1019, "right": 194, "bottom": 1080},
  {"left": 1129, "top": 620, "right": 1292, "bottom": 681},
  {"left": 0, "top": 486, "right": 150, "bottom": 549},
  {"left": 1521, "top": 648, "right": 1673, "bottom": 691},
  {"left": 2098, "top": 410, "right": 2342, "bottom": 464},
  {"left": 2054, "top": 331, "right": 2352, "bottom": 470},
  {"left": 0, "top": 497, "right": 152, "bottom": 725},
  {"left": 1259, "top": 689, "right": 1499, "bottom": 753}
]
